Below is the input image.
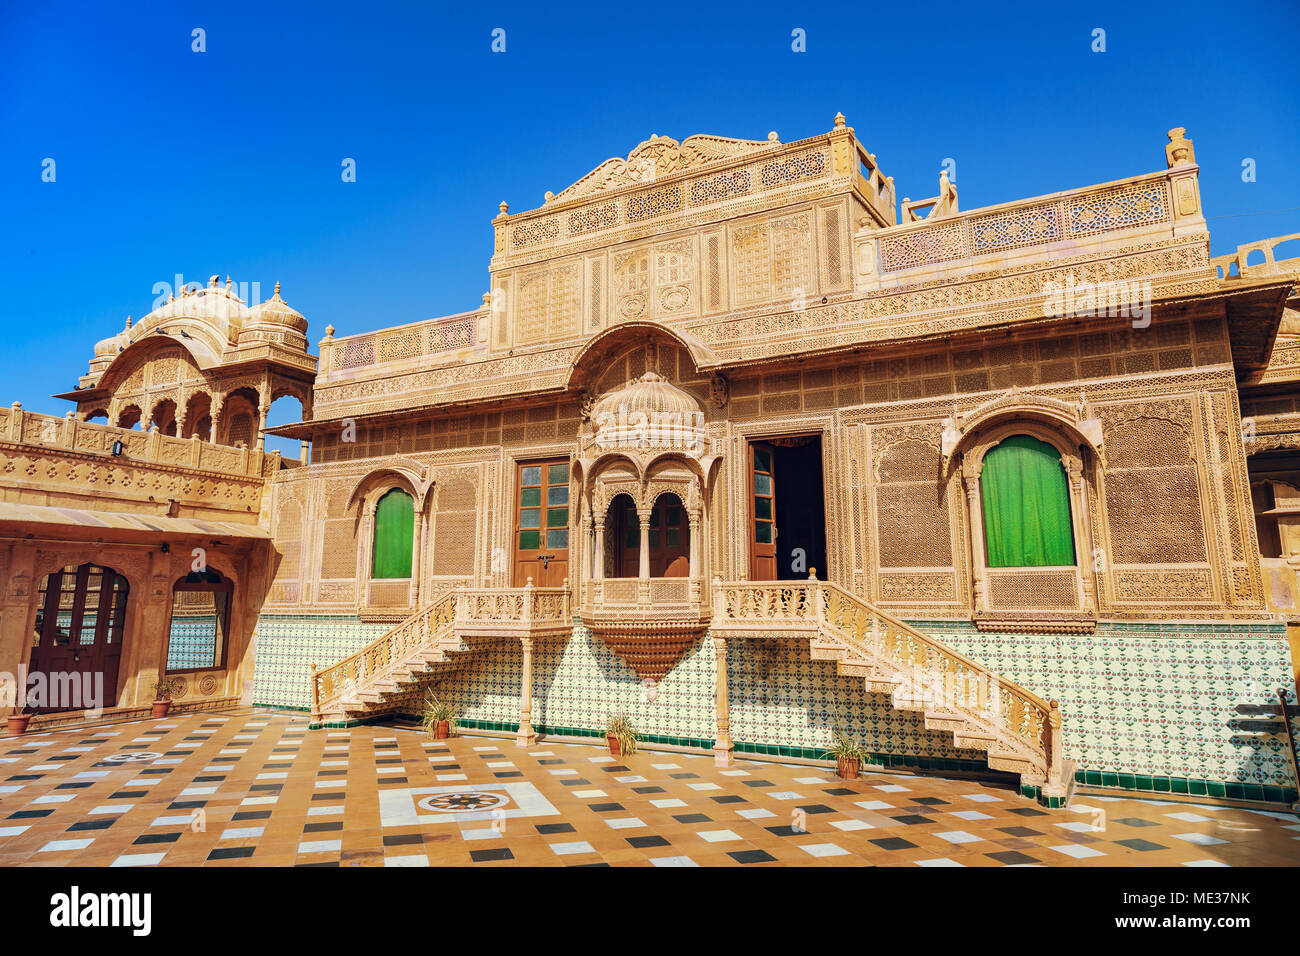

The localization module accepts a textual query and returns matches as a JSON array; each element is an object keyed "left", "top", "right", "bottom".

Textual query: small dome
[
  {"left": 246, "top": 282, "right": 307, "bottom": 334},
  {"left": 591, "top": 371, "right": 701, "bottom": 421},
  {"left": 589, "top": 371, "right": 706, "bottom": 452}
]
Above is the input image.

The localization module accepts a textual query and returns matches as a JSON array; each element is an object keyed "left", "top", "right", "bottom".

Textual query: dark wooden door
[
  {"left": 29, "top": 564, "right": 127, "bottom": 713},
  {"left": 513, "top": 460, "right": 570, "bottom": 588},
  {"left": 749, "top": 442, "right": 777, "bottom": 581},
  {"left": 649, "top": 496, "right": 690, "bottom": 577}
]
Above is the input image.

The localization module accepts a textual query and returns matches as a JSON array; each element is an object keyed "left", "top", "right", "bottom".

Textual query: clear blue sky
[{"left": 2, "top": 0, "right": 1297, "bottom": 455}]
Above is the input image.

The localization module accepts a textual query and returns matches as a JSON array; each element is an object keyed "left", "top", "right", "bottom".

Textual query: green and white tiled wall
[
  {"left": 252, "top": 613, "right": 1299, "bottom": 799},
  {"left": 251, "top": 614, "right": 391, "bottom": 710},
  {"left": 911, "top": 620, "right": 1299, "bottom": 796}
]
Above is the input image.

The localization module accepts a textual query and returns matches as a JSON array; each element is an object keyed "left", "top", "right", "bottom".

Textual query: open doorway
[{"left": 748, "top": 435, "right": 827, "bottom": 581}]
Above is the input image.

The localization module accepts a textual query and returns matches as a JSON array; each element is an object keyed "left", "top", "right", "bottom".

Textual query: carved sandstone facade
[{"left": 5, "top": 120, "right": 1297, "bottom": 805}]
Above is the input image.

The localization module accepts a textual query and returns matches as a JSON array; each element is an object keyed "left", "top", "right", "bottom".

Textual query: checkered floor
[{"left": 1, "top": 708, "right": 1297, "bottom": 867}]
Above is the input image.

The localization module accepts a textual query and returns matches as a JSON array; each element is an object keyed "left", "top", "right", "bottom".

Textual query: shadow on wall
[
  {"left": 1229, "top": 690, "right": 1300, "bottom": 797},
  {"left": 725, "top": 638, "right": 988, "bottom": 764}
]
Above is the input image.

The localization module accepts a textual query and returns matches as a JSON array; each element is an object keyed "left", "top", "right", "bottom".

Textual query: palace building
[{"left": 3, "top": 116, "right": 1299, "bottom": 808}]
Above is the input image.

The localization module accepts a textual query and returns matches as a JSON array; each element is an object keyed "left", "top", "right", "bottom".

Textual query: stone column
[
  {"left": 712, "top": 634, "right": 734, "bottom": 767},
  {"left": 592, "top": 517, "right": 605, "bottom": 580},
  {"left": 517, "top": 636, "right": 537, "bottom": 747},
  {"left": 688, "top": 508, "right": 702, "bottom": 605},
  {"left": 962, "top": 458, "right": 988, "bottom": 614},
  {"left": 638, "top": 509, "right": 651, "bottom": 603},
  {"left": 0, "top": 544, "right": 36, "bottom": 715},
  {"left": 1063, "top": 455, "right": 1095, "bottom": 614}
]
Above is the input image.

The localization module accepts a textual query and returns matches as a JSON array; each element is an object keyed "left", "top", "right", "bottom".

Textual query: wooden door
[
  {"left": 749, "top": 442, "right": 777, "bottom": 581},
  {"left": 29, "top": 564, "right": 127, "bottom": 713},
  {"left": 649, "top": 496, "right": 690, "bottom": 577},
  {"left": 513, "top": 460, "right": 570, "bottom": 588}
]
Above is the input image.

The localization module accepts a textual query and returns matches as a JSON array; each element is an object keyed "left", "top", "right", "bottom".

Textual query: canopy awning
[{"left": 0, "top": 502, "right": 270, "bottom": 541}]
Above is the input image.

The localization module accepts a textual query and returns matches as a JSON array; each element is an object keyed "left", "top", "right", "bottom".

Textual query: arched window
[
  {"left": 166, "top": 569, "right": 232, "bottom": 673},
  {"left": 372, "top": 488, "right": 415, "bottom": 579},
  {"left": 980, "top": 435, "right": 1076, "bottom": 567}
]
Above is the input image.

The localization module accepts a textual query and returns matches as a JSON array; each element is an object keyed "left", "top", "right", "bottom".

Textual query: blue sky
[{"left": 2, "top": 0, "right": 1297, "bottom": 455}]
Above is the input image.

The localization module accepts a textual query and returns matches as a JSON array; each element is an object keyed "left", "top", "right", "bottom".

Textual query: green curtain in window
[
  {"left": 372, "top": 489, "right": 414, "bottom": 579},
  {"left": 981, "top": 435, "right": 1076, "bottom": 567}
]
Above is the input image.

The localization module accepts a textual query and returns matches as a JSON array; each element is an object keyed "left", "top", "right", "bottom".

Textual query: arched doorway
[{"left": 28, "top": 564, "right": 129, "bottom": 713}]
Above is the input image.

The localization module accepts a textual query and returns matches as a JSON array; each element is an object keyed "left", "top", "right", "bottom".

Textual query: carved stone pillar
[
  {"left": 688, "top": 508, "right": 702, "bottom": 605},
  {"left": 517, "top": 636, "right": 537, "bottom": 747},
  {"left": 1063, "top": 454, "right": 1096, "bottom": 614},
  {"left": 255, "top": 405, "right": 269, "bottom": 453},
  {"left": 592, "top": 517, "right": 605, "bottom": 581},
  {"left": 962, "top": 458, "right": 988, "bottom": 615},
  {"left": 638, "top": 509, "right": 651, "bottom": 603},
  {"left": 712, "top": 634, "right": 734, "bottom": 767}
]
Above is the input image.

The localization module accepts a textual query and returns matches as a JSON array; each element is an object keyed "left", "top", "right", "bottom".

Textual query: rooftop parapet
[
  {"left": 0, "top": 403, "right": 276, "bottom": 481},
  {"left": 489, "top": 114, "right": 895, "bottom": 272},
  {"left": 853, "top": 128, "right": 1207, "bottom": 292}
]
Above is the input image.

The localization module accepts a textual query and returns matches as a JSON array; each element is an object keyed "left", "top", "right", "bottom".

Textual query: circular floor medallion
[
  {"left": 104, "top": 751, "right": 161, "bottom": 763},
  {"left": 417, "top": 790, "right": 509, "bottom": 813}
]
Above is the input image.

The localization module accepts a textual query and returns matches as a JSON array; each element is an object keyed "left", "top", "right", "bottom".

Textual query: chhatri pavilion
[{"left": 3, "top": 116, "right": 1299, "bottom": 808}]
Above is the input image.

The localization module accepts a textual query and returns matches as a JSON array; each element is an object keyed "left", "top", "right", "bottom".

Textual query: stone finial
[
  {"left": 225, "top": 275, "right": 232, "bottom": 289},
  {"left": 498, "top": 200, "right": 509, "bottom": 216},
  {"left": 208, "top": 274, "right": 219, "bottom": 287},
  {"left": 482, "top": 291, "right": 492, "bottom": 306},
  {"left": 274, "top": 281, "right": 281, "bottom": 296},
  {"left": 767, "top": 130, "right": 779, "bottom": 143},
  {"left": 1166, "top": 127, "right": 1195, "bottom": 167},
  {"left": 833, "top": 111, "right": 846, "bottom": 128},
  {"left": 544, "top": 190, "right": 554, "bottom": 203},
  {"left": 324, "top": 324, "right": 335, "bottom": 339},
  {"left": 124, "top": 315, "right": 132, "bottom": 330}
]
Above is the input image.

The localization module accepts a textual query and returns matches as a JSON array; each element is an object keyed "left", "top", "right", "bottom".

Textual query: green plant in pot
[
  {"left": 6, "top": 699, "right": 33, "bottom": 737},
  {"left": 824, "top": 728, "right": 868, "bottom": 780},
  {"left": 604, "top": 714, "right": 638, "bottom": 757},
  {"left": 422, "top": 692, "right": 456, "bottom": 740},
  {"left": 151, "top": 678, "right": 179, "bottom": 718}
]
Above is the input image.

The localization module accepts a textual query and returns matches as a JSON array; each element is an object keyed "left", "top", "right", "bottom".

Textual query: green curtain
[
  {"left": 981, "top": 435, "right": 1076, "bottom": 567},
  {"left": 372, "top": 489, "right": 414, "bottom": 579}
]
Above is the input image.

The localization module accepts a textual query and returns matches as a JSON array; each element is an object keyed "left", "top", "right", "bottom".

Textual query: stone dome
[
  {"left": 591, "top": 371, "right": 702, "bottom": 421},
  {"left": 589, "top": 371, "right": 706, "bottom": 452},
  {"left": 239, "top": 282, "right": 308, "bottom": 348}
]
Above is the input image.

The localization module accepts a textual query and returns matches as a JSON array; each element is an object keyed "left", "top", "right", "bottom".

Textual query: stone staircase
[
  {"left": 310, "top": 583, "right": 571, "bottom": 725},
  {"left": 710, "top": 575, "right": 1072, "bottom": 805}
]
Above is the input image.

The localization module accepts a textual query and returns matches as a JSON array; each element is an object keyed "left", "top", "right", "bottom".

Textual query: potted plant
[
  {"left": 6, "top": 703, "right": 33, "bottom": 737},
  {"left": 421, "top": 693, "right": 456, "bottom": 740},
  {"left": 151, "top": 678, "right": 179, "bottom": 718},
  {"left": 824, "top": 728, "right": 868, "bottom": 780},
  {"left": 604, "top": 714, "right": 638, "bottom": 757}
]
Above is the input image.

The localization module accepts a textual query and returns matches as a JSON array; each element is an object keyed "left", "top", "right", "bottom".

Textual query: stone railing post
[
  {"left": 517, "top": 636, "right": 536, "bottom": 747},
  {"left": 310, "top": 661, "right": 321, "bottom": 725},
  {"left": 1046, "top": 699, "right": 1064, "bottom": 790},
  {"left": 712, "top": 633, "right": 734, "bottom": 768},
  {"left": 523, "top": 576, "right": 534, "bottom": 627},
  {"left": 712, "top": 574, "right": 725, "bottom": 620}
]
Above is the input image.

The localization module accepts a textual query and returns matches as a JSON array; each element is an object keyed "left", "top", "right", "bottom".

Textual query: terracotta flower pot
[
  {"left": 152, "top": 699, "right": 172, "bottom": 718},
  {"left": 6, "top": 714, "right": 31, "bottom": 736},
  {"left": 607, "top": 734, "right": 621, "bottom": 757},
  {"left": 836, "top": 757, "right": 861, "bottom": 780},
  {"left": 434, "top": 720, "right": 450, "bottom": 740}
]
